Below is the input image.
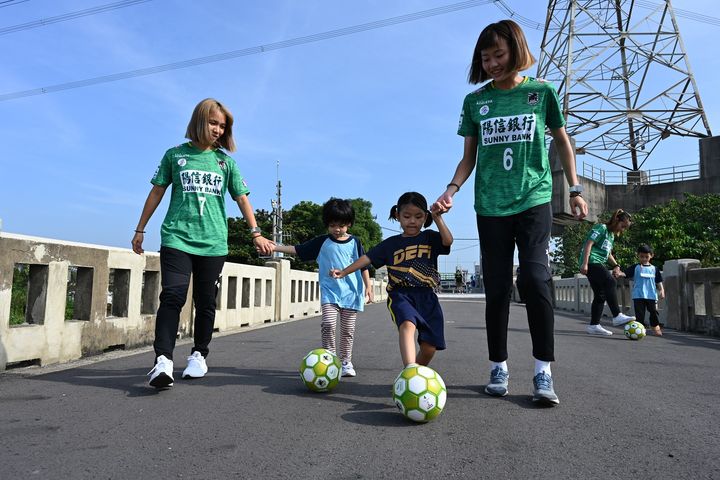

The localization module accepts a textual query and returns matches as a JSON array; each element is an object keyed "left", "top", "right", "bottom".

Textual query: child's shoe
[
  {"left": 484, "top": 367, "right": 509, "bottom": 397},
  {"left": 341, "top": 360, "right": 356, "bottom": 377},
  {"left": 612, "top": 312, "right": 636, "bottom": 326},
  {"left": 532, "top": 371, "right": 560, "bottom": 406}
]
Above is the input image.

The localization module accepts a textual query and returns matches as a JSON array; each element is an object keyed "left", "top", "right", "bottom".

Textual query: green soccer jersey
[
  {"left": 457, "top": 77, "right": 565, "bottom": 216},
  {"left": 579, "top": 223, "right": 614, "bottom": 266},
  {"left": 151, "top": 142, "right": 250, "bottom": 256}
]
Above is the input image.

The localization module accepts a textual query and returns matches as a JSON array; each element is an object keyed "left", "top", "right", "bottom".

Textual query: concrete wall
[
  {"left": 0, "top": 233, "right": 388, "bottom": 371},
  {"left": 551, "top": 259, "right": 720, "bottom": 337}
]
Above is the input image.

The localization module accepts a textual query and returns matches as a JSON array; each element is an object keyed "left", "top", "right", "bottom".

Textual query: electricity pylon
[{"left": 537, "top": 0, "right": 712, "bottom": 171}]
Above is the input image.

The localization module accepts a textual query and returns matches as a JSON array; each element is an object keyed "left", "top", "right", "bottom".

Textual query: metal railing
[{"left": 581, "top": 162, "right": 700, "bottom": 186}]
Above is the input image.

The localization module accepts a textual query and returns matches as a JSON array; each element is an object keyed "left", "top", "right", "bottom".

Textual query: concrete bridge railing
[
  {"left": 552, "top": 259, "right": 720, "bottom": 337},
  {"left": 0, "top": 233, "right": 388, "bottom": 371}
]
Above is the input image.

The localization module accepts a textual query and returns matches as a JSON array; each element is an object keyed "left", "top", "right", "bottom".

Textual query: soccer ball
[
  {"left": 299, "top": 348, "right": 341, "bottom": 392},
  {"left": 624, "top": 321, "right": 646, "bottom": 340},
  {"left": 392, "top": 365, "right": 447, "bottom": 423}
]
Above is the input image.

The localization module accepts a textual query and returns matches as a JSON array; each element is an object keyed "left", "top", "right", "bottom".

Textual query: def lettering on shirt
[{"left": 392, "top": 245, "right": 432, "bottom": 265}]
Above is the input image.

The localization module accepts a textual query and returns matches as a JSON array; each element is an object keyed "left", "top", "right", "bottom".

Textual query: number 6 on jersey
[{"left": 503, "top": 147, "right": 513, "bottom": 171}]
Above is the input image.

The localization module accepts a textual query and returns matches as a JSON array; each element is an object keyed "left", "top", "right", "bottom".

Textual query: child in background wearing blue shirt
[
  {"left": 271, "top": 198, "right": 372, "bottom": 377},
  {"left": 622, "top": 244, "right": 665, "bottom": 336}
]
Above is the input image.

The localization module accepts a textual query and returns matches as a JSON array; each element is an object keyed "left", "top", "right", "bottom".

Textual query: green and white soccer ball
[
  {"left": 299, "top": 348, "right": 341, "bottom": 392},
  {"left": 392, "top": 365, "right": 447, "bottom": 423},
  {"left": 624, "top": 321, "right": 646, "bottom": 340}
]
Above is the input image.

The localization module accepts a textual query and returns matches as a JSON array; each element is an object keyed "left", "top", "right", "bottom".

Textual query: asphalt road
[{"left": 1, "top": 296, "right": 718, "bottom": 479}]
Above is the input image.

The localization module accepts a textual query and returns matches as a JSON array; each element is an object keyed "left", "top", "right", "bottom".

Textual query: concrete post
[
  {"left": 661, "top": 259, "right": 701, "bottom": 331},
  {"left": 266, "top": 259, "right": 290, "bottom": 322}
]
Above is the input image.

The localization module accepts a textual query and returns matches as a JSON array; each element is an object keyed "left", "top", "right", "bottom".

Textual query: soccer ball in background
[
  {"left": 624, "top": 321, "right": 647, "bottom": 340},
  {"left": 392, "top": 365, "right": 447, "bottom": 423},
  {"left": 299, "top": 348, "right": 341, "bottom": 392}
]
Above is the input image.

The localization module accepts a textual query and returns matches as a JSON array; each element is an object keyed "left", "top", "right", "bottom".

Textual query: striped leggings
[{"left": 320, "top": 303, "right": 357, "bottom": 362}]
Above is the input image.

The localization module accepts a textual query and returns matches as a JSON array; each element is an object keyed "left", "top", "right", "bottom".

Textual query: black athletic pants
[
  {"left": 153, "top": 247, "right": 225, "bottom": 361},
  {"left": 586, "top": 263, "right": 621, "bottom": 325},
  {"left": 633, "top": 298, "right": 660, "bottom": 327},
  {"left": 477, "top": 202, "right": 555, "bottom": 362}
]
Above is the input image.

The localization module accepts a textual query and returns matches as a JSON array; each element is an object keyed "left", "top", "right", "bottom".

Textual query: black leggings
[
  {"left": 153, "top": 247, "right": 225, "bottom": 361},
  {"left": 477, "top": 203, "right": 555, "bottom": 362},
  {"left": 586, "top": 263, "right": 621, "bottom": 325}
]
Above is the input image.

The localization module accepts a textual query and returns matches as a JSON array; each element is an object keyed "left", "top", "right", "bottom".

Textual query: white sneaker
[
  {"left": 612, "top": 313, "right": 636, "bottom": 326},
  {"left": 148, "top": 355, "right": 174, "bottom": 388},
  {"left": 182, "top": 351, "right": 208, "bottom": 379},
  {"left": 586, "top": 324, "right": 613, "bottom": 336},
  {"left": 341, "top": 360, "right": 356, "bottom": 377}
]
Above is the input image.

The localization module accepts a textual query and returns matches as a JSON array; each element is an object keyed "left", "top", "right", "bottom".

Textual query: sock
[
  {"left": 491, "top": 361, "right": 507, "bottom": 372},
  {"left": 534, "top": 360, "right": 551, "bottom": 376}
]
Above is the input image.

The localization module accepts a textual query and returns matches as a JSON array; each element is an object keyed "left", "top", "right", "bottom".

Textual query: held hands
[
  {"left": 435, "top": 191, "right": 454, "bottom": 213},
  {"left": 430, "top": 202, "right": 448, "bottom": 217},
  {"left": 253, "top": 235, "right": 275, "bottom": 256},
  {"left": 570, "top": 195, "right": 588, "bottom": 220}
]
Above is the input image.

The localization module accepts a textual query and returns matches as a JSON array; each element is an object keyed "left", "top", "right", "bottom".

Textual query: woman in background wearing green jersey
[
  {"left": 579, "top": 209, "right": 635, "bottom": 336},
  {"left": 435, "top": 20, "right": 587, "bottom": 406},
  {"left": 132, "top": 98, "right": 273, "bottom": 389}
]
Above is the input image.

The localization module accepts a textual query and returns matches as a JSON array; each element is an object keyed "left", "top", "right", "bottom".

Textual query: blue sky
[{"left": 1, "top": 0, "right": 718, "bottom": 273}]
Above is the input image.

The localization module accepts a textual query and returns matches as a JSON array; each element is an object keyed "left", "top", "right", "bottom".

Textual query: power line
[
  {"left": 0, "top": 0, "right": 493, "bottom": 102},
  {"left": 0, "top": 0, "right": 154, "bottom": 35},
  {"left": 0, "top": 0, "right": 29, "bottom": 8}
]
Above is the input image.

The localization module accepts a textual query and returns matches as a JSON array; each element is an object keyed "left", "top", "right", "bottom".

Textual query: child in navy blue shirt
[
  {"left": 272, "top": 198, "right": 372, "bottom": 377},
  {"left": 331, "top": 192, "right": 453, "bottom": 367},
  {"left": 622, "top": 244, "right": 665, "bottom": 336}
]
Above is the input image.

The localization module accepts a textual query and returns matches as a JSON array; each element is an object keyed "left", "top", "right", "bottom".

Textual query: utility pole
[{"left": 270, "top": 161, "right": 284, "bottom": 258}]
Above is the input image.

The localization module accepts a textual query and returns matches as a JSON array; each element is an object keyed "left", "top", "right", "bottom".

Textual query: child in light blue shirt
[
  {"left": 622, "top": 244, "right": 665, "bottom": 335},
  {"left": 272, "top": 198, "right": 372, "bottom": 376}
]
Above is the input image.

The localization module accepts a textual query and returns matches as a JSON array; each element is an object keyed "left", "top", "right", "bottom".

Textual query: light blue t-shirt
[
  {"left": 624, "top": 263, "right": 663, "bottom": 301},
  {"left": 294, "top": 235, "right": 366, "bottom": 311}
]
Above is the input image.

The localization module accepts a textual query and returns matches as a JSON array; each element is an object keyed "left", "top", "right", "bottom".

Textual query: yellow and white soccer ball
[
  {"left": 624, "top": 321, "right": 647, "bottom": 340},
  {"left": 299, "top": 348, "right": 341, "bottom": 392},
  {"left": 392, "top": 365, "right": 447, "bottom": 423}
]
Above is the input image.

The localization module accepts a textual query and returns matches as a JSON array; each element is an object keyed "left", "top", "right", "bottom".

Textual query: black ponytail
[
  {"left": 388, "top": 205, "right": 399, "bottom": 221},
  {"left": 423, "top": 210, "right": 433, "bottom": 228}
]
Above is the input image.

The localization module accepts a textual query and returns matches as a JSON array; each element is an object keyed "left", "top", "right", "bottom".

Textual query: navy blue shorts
[{"left": 387, "top": 288, "right": 445, "bottom": 350}]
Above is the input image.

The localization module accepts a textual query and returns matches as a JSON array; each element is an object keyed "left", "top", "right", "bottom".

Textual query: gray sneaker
[
  {"left": 532, "top": 371, "right": 560, "bottom": 406},
  {"left": 484, "top": 367, "right": 509, "bottom": 397}
]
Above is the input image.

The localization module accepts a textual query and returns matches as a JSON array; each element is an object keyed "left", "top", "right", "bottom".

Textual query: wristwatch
[
  {"left": 249, "top": 226, "right": 262, "bottom": 236},
  {"left": 569, "top": 184, "right": 584, "bottom": 197}
]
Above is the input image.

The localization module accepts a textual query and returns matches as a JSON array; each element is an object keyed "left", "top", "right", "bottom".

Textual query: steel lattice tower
[{"left": 537, "top": 0, "right": 712, "bottom": 171}]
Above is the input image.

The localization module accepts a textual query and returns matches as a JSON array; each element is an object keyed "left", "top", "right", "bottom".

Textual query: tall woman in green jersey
[
  {"left": 132, "top": 98, "right": 274, "bottom": 389},
  {"left": 435, "top": 20, "right": 588, "bottom": 406}
]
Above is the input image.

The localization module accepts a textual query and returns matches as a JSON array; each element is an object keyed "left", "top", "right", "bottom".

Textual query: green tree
[
  {"left": 551, "top": 193, "right": 720, "bottom": 276},
  {"left": 227, "top": 209, "right": 274, "bottom": 266}
]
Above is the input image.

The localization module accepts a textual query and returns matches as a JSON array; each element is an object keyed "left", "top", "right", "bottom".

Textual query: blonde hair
[
  {"left": 468, "top": 19, "right": 536, "bottom": 84},
  {"left": 185, "top": 98, "right": 236, "bottom": 152}
]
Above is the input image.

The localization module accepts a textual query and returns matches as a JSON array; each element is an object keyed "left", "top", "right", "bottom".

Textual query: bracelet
[
  {"left": 569, "top": 192, "right": 583, "bottom": 198},
  {"left": 135, "top": 230, "right": 146, "bottom": 233},
  {"left": 446, "top": 182, "right": 461, "bottom": 192}
]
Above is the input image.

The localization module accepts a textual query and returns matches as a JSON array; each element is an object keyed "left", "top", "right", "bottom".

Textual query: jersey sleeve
[
  {"left": 428, "top": 229, "right": 451, "bottom": 255},
  {"left": 354, "top": 238, "right": 369, "bottom": 271},
  {"left": 151, "top": 151, "right": 173, "bottom": 187},
  {"left": 544, "top": 83, "right": 566, "bottom": 129},
  {"left": 457, "top": 94, "right": 478, "bottom": 137},
  {"left": 623, "top": 264, "right": 639, "bottom": 279},
  {"left": 655, "top": 268, "right": 663, "bottom": 283},
  {"left": 225, "top": 154, "right": 250, "bottom": 198},
  {"left": 294, "top": 235, "right": 328, "bottom": 262},
  {"left": 366, "top": 241, "right": 389, "bottom": 269}
]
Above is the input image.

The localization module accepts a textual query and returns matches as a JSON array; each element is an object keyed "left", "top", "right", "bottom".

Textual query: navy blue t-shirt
[{"left": 366, "top": 230, "right": 450, "bottom": 291}]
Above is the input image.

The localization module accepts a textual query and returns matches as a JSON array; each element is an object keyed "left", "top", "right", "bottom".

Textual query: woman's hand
[
  {"left": 131, "top": 232, "right": 144, "bottom": 255},
  {"left": 252, "top": 235, "right": 275, "bottom": 256},
  {"left": 580, "top": 263, "right": 588, "bottom": 275}
]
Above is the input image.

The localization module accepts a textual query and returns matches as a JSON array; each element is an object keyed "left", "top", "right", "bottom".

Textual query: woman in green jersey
[
  {"left": 132, "top": 98, "right": 273, "bottom": 389},
  {"left": 579, "top": 209, "right": 635, "bottom": 336},
  {"left": 435, "top": 20, "right": 587, "bottom": 406}
]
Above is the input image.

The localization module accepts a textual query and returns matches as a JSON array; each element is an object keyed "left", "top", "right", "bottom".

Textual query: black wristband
[
  {"left": 135, "top": 230, "right": 145, "bottom": 233},
  {"left": 447, "top": 182, "right": 461, "bottom": 192}
]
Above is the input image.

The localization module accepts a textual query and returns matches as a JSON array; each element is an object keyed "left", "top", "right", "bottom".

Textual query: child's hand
[
  {"left": 253, "top": 236, "right": 275, "bottom": 256},
  {"left": 366, "top": 289, "right": 375, "bottom": 304},
  {"left": 329, "top": 268, "right": 344, "bottom": 279},
  {"left": 430, "top": 202, "right": 447, "bottom": 217}
]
